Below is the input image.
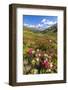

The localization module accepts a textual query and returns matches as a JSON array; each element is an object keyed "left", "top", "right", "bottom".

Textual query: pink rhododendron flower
[
  {"left": 41, "top": 60, "right": 49, "bottom": 69},
  {"left": 28, "top": 48, "right": 33, "bottom": 55}
]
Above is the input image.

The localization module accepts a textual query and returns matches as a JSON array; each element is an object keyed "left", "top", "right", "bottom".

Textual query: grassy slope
[
  {"left": 23, "top": 27, "right": 57, "bottom": 52},
  {"left": 23, "top": 26, "right": 57, "bottom": 74}
]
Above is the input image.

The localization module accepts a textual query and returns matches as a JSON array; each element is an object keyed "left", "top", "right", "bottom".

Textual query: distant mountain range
[
  {"left": 42, "top": 24, "right": 57, "bottom": 33},
  {"left": 23, "top": 23, "right": 57, "bottom": 33}
]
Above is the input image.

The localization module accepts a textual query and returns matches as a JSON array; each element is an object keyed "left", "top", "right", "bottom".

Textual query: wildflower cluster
[{"left": 23, "top": 48, "right": 57, "bottom": 74}]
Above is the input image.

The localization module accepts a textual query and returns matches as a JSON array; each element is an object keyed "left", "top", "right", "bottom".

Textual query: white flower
[
  {"left": 38, "top": 53, "right": 41, "bottom": 57},
  {"left": 36, "top": 58, "right": 39, "bottom": 61},
  {"left": 37, "top": 49, "right": 40, "bottom": 52},
  {"left": 48, "top": 69, "right": 51, "bottom": 72},
  {"left": 32, "top": 59, "right": 36, "bottom": 65},
  {"left": 26, "top": 65, "right": 31, "bottom": 72},
  {"left": 49, "top": 40, "right": 52, "bottom": 43},
  {"left": 32, "top": 50, "right": 35, "bottom": 54},
  {"left": 50, "top": 63, "right": 53, "bottom": 68},
  {"left": 44, "top": 53, "right": 48, "bottom": 57},
  {"left": 33, "top": 69, "right": 38, "bottom": 74},
  {"left": 23, "top": 60, "right": 28, "bottom": 65},
  {"left": 45, "top": 58, "right": 48, "bottom": 61}
]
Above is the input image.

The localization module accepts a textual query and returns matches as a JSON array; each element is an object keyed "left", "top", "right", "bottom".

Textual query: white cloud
[
  {"left": 29, "top": 25, "right": 35, "bottom": 28},
  {"left": 24, "top": 23, "right": 29, "bottom": 27},
  {"left": 36, "top": 24, "right": 43, "bottom": 28},
  {"left": 41, "top": 19, "right": 46, "bottom": 23},
  {"left": 24, "top": 23, "right": 35, "bottom": 28},
  {"left": 44, "top": 20, "right": 56, "bottom": 25},
  {"left": 50, "top": 21, "right": 56, "bottom": 25},
  {"left": 41, "top": 18, "right": 57, "bottom": 25},
  {"left": 24, "top": 19, "right": 57, "bottom": 30},
  {"left": 24, "top": 23, "right": 43, "bottom": 29}
]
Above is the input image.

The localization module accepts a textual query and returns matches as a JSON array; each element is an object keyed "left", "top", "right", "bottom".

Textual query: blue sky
[{"left": 23, "top": 15, "right": 57, "bottom": 30}]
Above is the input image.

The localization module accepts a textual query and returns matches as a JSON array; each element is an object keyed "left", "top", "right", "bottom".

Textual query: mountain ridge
[{"left": 23, "top": 23, "right": 57, "bottom": 33}]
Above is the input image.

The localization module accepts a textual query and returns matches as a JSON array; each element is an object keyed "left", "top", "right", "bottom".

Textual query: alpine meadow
[{"left": 23, "top": 15, "right": 57, "bottom": 75}]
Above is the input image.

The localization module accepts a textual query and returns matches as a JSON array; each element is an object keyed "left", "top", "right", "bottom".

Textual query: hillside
[{"left": 41, "top": 24, "right": 57, "bottom": 33}]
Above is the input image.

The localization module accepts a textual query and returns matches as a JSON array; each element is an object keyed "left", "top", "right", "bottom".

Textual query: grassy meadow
[{"left": 23, "top": 24, "right": 57, "bottom": 75}]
